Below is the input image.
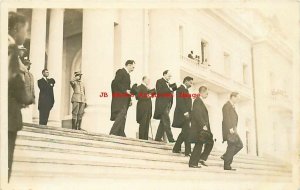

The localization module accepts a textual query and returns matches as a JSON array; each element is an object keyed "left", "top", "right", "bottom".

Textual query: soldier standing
[{"left": 70, "top": 71, "right": 87, "bottom": 130}]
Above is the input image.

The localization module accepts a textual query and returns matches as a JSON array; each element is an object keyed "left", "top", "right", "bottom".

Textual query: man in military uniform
[{"left": 70, "top": 71, "right": 87, "bottom": 130}]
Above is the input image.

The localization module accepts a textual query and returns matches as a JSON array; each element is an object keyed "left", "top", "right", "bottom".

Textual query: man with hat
[
  {"left": 70, "top": 71, "right": 86, "bottom": 130},
  {"left": 38, "top": 69, "right": 55, "bottom": 125}
]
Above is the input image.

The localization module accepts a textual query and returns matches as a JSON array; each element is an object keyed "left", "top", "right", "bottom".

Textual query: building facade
[{"left": 15, "top": 8, "right": 295, "bottom": 159}]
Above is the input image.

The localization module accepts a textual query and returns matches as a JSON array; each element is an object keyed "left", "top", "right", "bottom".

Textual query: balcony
[
  {"left": 269, "top": 89, "right": 292, "bottom": 111},
  {"left": 180, "top": 55, "right": 210, "bottom": 77},
  {"left": 180, "top": 55, "right": 253, "bottom": 100}
]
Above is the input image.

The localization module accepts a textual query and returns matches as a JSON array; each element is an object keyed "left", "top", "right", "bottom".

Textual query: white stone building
[{"left": 15, "top": 8, "right": 296, "bottom": 160}]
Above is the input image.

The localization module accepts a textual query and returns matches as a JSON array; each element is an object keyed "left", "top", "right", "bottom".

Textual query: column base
[{"left": 81, "top": 104, "right": 112, "bottom": 134}]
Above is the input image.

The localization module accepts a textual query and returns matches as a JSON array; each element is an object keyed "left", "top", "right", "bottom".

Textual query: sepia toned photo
[{"left": 1, "top": 1, "right": 299, "bottom": 190}]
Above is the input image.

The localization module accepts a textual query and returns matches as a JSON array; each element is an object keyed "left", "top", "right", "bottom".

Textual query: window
[
  {"left": 223, "top": 52, "right": 231, "bottom": 76},
  {"left": 179, "top": 25, "right": 183, "bottom": 56},
  {"left": 113, "top": 22, "right": 121, "bottom": 71},
  {"left": 201, "top": 40, "right": 208, "bottom": 65},
  {"left": 243, "top": 63, "right": 249, "bottom": 84}
]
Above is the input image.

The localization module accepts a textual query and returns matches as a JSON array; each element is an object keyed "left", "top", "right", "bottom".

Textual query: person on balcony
[
  {"left": 70, "top": 71, "right": 86, "bottom": 130},
  {"left": 110, "top": 60, "right": 135, "bottom": 137},
  {"left": 172, "top": 76, "right": 193, "bottom": 156},
  {"left": 188, "top": 51, "right": 194, "bottom": 59},
  {"left": 154, "top": 70, "right": 176, "bottom": 143},
  {"left": 195, "top": 55, "right": 200, "bottom": 65},
  {"left": 221, "top": 92, "right": 243, "bottom": 170}
]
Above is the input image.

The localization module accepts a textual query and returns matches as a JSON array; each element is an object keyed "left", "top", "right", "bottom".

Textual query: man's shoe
[
  {"left": 224, "top": 167, "right": 236, "bottom": 171},
  {"left": 199, "top": 160, "right": 208, "bottom": 167},
  {"left": 169, "top": 139, "right": 176, "bottom": 143},
  {"left": 189, "top": 165, "right": 201, "bottom": 168},
  {"left": 185, "top": 153, "right": 191, "bottom": 157},
  {"left": 220, "top": 155, "right": 224, "bottom": 160},
  {"left": 172, "top": 150, "right": 180, "bottom": 154},
  {"left": 155, "top": 139, "right": 163, "bottom": 142}
]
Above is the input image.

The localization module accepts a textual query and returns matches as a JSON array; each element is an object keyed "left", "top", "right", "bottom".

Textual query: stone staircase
[{"left": 8, "top": 123, "right": 294, "bottom": 190}]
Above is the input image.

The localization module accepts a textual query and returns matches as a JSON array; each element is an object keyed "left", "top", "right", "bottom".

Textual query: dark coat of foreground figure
[
  {"left": 172, "top": 85, "right": 192, "bottom": 155},
  {"left": 136, "top": 84, "right": 153, "bottom": 124},
  {"left": 221, "top": 101, "right": 243, "bottom": 170},
  {"left": 153, "top": 78, "right": 173, "bottom": 120},
  {"left": 136, "top": 84, "right": 154, "bottom": 140},
  {"left": 188, "top": 96, "right": 214, "bottom": 167},
  {"left": 153, "top": 78, "right": 175, "bottom": 142},
  {"left": 110, "top": 68, "right": 131, "bottom": 121},
  {"left": 222, "top": 101, "right": 238, "bottom": 142},
  {"left": 172, "top": 85, "right": 192, "bottom": 128},
  {"left": 110, "top": 68, "right": 131, "bottom": 137}
]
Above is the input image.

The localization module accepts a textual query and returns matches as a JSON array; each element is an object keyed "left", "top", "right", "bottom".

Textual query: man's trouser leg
[
  {"left": 173, "top": 120, "right": 190, "bottom": 154},
  {"left": 39, "top": 108, "right": 50, "bottom": 125},
  {"left": 155, "top": 119, "right": 164, "bottom": 141},
  {"left": 72, "top": 102, "right": 80, "bottom": 130},
  {"left": 162, "top": 105, "right": 175, "bottom": 142},
  {"left": 199, "top": 137, "right": 214, "bottom": 161},
  {"left": 76, "top": 103, "right": 86, "bottom": 130},
  {"left": 110, "top": 106, "right": 128, "bottom": 137},
  {"left": 139, "top": 113, "right": 150, "bottom": 140},
  {"left": 189, "top": 142, "right": 203, "bottom": 166},
  {"left": 8, "top": 131, "right": 17, "bottom": 182}
]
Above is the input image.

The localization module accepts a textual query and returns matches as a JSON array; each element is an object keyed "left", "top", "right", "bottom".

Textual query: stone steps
[
  {"left": 21, "top": 123, "right": 279, "bottom": 162},
  {"left": 9, "top": 123, "right": 293, "bottom": 189},
  {"left": 15, "top": 135, "right": 290, "bottom": 172}
]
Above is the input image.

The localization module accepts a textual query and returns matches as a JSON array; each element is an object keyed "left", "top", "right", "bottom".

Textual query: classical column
[
  {"left": 252, "top": 41, "right": 274, "bottom": 156},
  {"left": 119, "top": 10, "right": 146, "bottom": 137},
  {"left": 149, "top": 10, "right": 180, "bottom": 83},
  {"left": 29, "top": 9, "right": 47, "bottom": 123},
  {"left": 81, "top": 10, "right": 115, "bottom": 133},
  {"left": 143, "top": 9, "right": 150, "bottom": 75},
  {"left": 148, "top": 10, "right": 181, "bottom": 139},
  {"left": 47, "top": 9, "right": 64, "bottom": 127}
]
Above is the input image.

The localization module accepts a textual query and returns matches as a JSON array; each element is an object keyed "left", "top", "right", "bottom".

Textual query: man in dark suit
[
  {"left": 172, "top": 76, "right": 193, "bottom": 156},
  {"left": 136, "top": 76, "right": 155, "bottom": 140},
  {"left": 153, "top": 70, "right": 176, "bottom": 142},
  {"left": 110, "top": 60, "right": 135, "bottom": 137},
  {"left": 189, "top": 86, "right": 214, "bottom": 168},
  {"left": 221, "top": 92, "right": 243, "bottom": 170},
  {"left": 38, "top": 69, "right": 55, "bottom": 125}
]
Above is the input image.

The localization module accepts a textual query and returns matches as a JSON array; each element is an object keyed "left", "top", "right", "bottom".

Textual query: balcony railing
[
  {"left": 180, "top": 55, "right": 210, "bottom": 70},
  {"left": 270, "top": 88, "right": 292, "bottom": 109}
]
